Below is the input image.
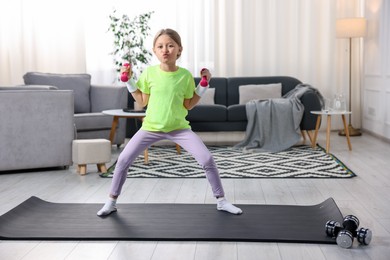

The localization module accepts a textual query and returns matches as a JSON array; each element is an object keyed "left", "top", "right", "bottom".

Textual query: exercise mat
[{"left": 0, "top": 196, "right": 343, "bottom": 243}]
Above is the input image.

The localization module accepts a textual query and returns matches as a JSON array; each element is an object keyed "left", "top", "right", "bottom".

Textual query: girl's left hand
[{"left": 200, "top": 68, "right": 211, "bottom": 81}]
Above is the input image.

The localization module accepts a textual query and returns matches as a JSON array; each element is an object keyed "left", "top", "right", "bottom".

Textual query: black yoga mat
[{"left": 0, "top": 196, "right": 343, "bottom": 243}]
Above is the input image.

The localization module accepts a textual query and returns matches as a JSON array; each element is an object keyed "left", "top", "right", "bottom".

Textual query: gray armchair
[
  {"left": 0, "top": 86, "right": 74, "bottom": 171},
  {"left": 23, "top": 72, "right": 128, "bottom": 146}
]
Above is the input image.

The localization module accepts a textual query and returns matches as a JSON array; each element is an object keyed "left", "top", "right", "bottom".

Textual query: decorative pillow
[
  {"left": 23, "top": 72, "right": 91, "bottom": 113},
  {"left": 197, "top": 88, "right": 215, "bottom": 105},
  {"left": 239, "top": 83, "right": 282, "bottom": 104}
]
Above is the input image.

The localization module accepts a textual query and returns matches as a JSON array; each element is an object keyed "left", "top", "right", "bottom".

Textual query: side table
[{"left": 310, "top": 110, "right": 352, "bottom": 153}]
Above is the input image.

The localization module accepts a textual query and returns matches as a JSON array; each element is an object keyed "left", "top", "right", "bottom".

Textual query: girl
[{"left": 98, "top": 28, "right": 242, "bottom": 216}]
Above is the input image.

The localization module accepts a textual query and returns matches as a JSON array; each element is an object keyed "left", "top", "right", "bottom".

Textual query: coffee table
[
  {"left": 310, "top": 110, "right": 352, "bottom": 153},
  {"left": 102, "top": 109, "right": 146, "bottom": 144},
  {"left": 102, "top": 109, "right": 180, "bottom": 164}
]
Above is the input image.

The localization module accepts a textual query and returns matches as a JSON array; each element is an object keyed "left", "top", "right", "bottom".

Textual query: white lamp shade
[{"left": 336, "top": 18, "right": 367, "bottom": 38}]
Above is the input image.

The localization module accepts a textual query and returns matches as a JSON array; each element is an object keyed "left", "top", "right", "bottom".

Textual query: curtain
[
  {"left": 0, "top": 0, "right": 86, "bottom": 85},
  {"left": 0, "top": 0, "right": 364, "bottom": 115}
]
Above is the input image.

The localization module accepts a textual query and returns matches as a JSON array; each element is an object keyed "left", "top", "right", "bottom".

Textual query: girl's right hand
[{"left": 120, "top": 63, "right": 132, "bottom": 81}]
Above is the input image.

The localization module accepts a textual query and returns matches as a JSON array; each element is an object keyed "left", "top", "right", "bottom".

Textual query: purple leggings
[{"left": 110, "top": 129, "right": 225, "bottom": 198}]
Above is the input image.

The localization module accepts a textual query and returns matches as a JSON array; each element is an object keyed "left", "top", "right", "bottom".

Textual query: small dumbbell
[
  {"left": 325, "top": 220, "right": 342, "bottom": 237},
  {"left": 325, "top": 215, "right": 372, "bottom": 249},
  {"left": 336, "top": 215, "right": 359, "bottom": 248},
  {"left": 200, "top": 68, "right": 209, "bottom": 87},
  {"left": 120, "top": 63, "right": 131, "bottom": 82},
  {"left": 356, "top": 227, "right": 372, "bottom": 246}
]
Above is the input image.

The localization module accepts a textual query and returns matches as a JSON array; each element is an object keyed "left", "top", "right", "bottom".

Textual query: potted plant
[{"left": 108, "top": 10, "right": 153, "bottom": 80}]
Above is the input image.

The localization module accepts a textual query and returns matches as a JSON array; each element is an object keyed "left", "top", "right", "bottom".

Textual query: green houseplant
[{"left": 108, "top": 10, "right": 153, "bottom": 80}]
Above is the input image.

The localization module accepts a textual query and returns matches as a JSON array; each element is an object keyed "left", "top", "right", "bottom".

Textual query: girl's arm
[
  {"left": 121, "top": 65, "right": 149, "bottom": 107},
  {"left": 183, "top": 95, "right": 201, "bottom": 110},
  {"left": 131, "top": 90, "right": 149, "bottom": 108}
]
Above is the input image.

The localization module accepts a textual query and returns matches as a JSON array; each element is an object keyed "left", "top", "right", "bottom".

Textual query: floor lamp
[{"left": 336, "top": 18, "right": 367, "bottom": 136}]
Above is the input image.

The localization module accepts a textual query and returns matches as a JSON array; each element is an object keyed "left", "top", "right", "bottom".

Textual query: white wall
[{"left": 363, "top": 0, "right": 390, "bottom": 140}]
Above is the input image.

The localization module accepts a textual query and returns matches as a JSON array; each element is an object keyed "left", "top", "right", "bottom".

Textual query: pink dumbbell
[
  {"left": 200, "top": 68, "right": 208, "bottom": 87},
  {"left": 120, "top": 63, "right": 131, "bottom": 82}
]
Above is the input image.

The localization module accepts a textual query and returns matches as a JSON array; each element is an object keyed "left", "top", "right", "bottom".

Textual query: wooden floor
[{"left": 0, "top": 131, "right": 389, "bottom": 260}]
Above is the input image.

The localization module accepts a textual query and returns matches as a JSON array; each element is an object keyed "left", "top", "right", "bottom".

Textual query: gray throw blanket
[{"left": 234, "top": 84, "right": 324, "bottom": 153}]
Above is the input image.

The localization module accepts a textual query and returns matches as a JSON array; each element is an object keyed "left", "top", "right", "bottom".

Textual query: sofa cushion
[
  {"left": 197, "top": 88, "right": 215, "bottom": 105},
  {"left": 227, "top": 77, "right": 302, "bottom": 106},
  {"left": 190, "top": 121, "right": 247, "bottom": 132},
  {"left": 228, "top": 104, "right": 247, "bottom": 121},
  {"left": 74, "top": 113, "right": 113, "bottom": 131},
  {"left": 23, "top": 72, "right": 91, "bottom": 113},
  {"left": 195, "top": 78, "right": 227, "bottom": 106},
  {"left": 186, "top": 104, "right": 227, "bottom": 122},
  {"left": 239, "top": 83, "right": 282, "bottom": 104}
]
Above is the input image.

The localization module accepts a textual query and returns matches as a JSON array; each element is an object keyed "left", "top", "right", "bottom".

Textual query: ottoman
[{"left": 72, "top": 139, "right": 111, "bottom": 175}]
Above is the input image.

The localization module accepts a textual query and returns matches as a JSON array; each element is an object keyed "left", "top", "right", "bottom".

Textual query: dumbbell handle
[
  {"left": 331, "top": 225, "right": 358, "bottom": 237},
  {"left": 343, "top": 215, "right": 359, "bottom": 230}
]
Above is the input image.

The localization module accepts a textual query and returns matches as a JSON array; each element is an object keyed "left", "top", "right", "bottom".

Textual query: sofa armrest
[
  {"left": 299, "top": 91, "right": 323, "bottom": 130},
  {"left": 0, "top": 85, "right": 58, "bottom": 90},
  {"left": 0, "top": 89, "right": 74, "bottom": 171},
  {"left": 90, "top": 85, "right": 128, "bottom": 113}
]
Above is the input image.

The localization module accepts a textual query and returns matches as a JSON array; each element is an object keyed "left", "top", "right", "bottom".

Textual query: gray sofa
[
  {"left": 1, "top": 72, "right": 128, "bottom": 171},
  {"left": 0, "top": 86, "right": 74, "bottom": 171},
  {"left": 187, "top": 76, "right": 322, "bottom": 132},
  {"left": 23, "top": 72, "right": 128, "bottom": 145}
]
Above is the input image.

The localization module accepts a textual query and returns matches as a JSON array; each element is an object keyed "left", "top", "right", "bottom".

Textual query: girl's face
[{"left": 153, "top": 34, "right": 182, "bottom": 66}]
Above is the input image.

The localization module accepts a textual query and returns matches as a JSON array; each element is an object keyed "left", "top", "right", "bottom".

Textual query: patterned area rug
[{"left": 100, "top": 145, "right": 356, "bottom": 178}]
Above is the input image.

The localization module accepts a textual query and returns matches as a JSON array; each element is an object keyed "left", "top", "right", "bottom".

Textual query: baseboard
[{"left": 361, "top": 129, "right": 390, "bottom": 144}]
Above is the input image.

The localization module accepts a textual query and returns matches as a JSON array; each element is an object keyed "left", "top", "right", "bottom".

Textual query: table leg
[
  {"left": 109, "top": 116, "right": 119, "bottom": 144},
  {"left": 306, "top": 130, "right": 314, "bottom": 144},
  {"left": 301, "top": 130, "right": 307, "bottom": 142},
  {"left": 144, "top": 149, "right": 149, "bottom": 164},
  {"left": 341, "top": 114, "right": 352, "bottom": 150},
  {"left": 326, "top": 115, "right": 331, "bottom": 153},
  {"left": 312, "top": 115, "right": 321, "bottom": 148}
]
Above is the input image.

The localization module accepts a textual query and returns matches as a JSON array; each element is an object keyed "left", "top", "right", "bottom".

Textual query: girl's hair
[{"left": 153, "top": 28, "right": 182, "bottom": 58}]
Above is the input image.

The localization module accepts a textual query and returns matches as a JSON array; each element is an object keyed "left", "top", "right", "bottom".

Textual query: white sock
[
  {"left": 217, "top": 197, "right": 243, "bottom": 215},
  {"left": 97, "top": 198, "right": 117, "bottom": 216}
]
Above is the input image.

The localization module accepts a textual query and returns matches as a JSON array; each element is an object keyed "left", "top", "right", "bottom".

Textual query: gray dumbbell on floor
[{"left": 325, "top": 215, "right": 372, "bottom": 248}]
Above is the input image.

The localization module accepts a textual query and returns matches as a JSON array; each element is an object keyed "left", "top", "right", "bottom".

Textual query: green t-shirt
[{"left": 137, "top": 65, "right": 195, "bottom": 132}]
